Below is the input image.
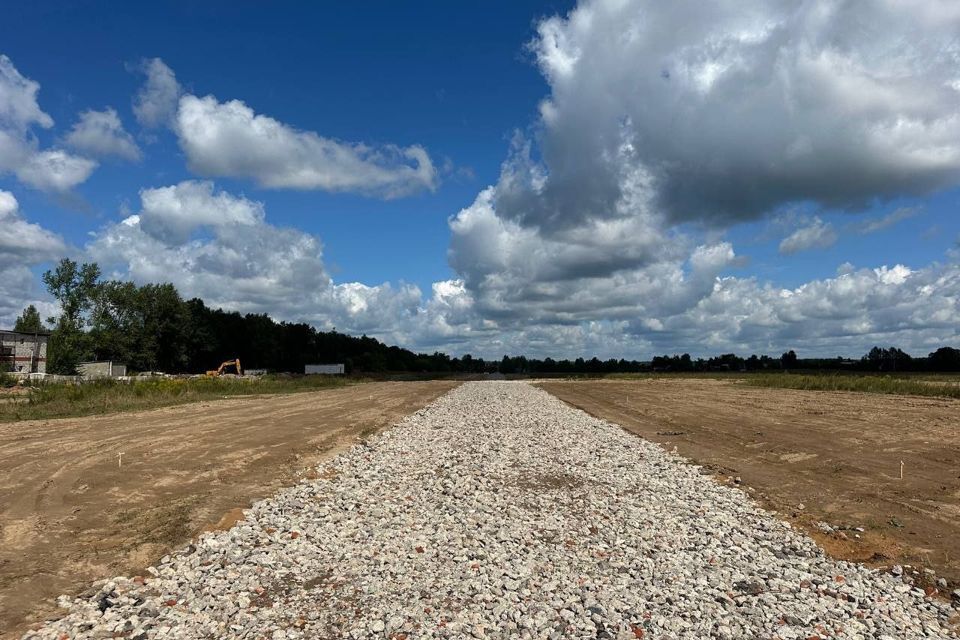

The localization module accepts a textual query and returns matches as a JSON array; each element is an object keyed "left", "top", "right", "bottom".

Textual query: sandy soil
[
  {"left": 540, "top": 378, "right": 960, "bottom": 593},
  {"left": 0, "top": 381, "right": 458, "bottom": 637}
]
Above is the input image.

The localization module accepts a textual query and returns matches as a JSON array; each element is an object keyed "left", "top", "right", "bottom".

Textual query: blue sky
[
  {"left": 0, "top": 2, "right": 568, "bottom": 294},
  {"left": 1, "top": 1, "right": 959, "bottom": 359}
]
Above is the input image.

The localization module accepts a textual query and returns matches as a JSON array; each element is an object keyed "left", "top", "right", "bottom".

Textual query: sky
[{"left": 1, "top": 0, "right": 959, "bottom": 360}]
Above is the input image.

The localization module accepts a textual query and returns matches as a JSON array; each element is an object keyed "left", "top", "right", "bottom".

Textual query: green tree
[
  {"left": 139, "top": 283, "right": 189, "bottom": 372},
  {"left": 89, "top": 280, "right": 142, "bottom": 368},
  {"left": 13, "top": 304, "right": 43, "bottom": 333},
  {"left": 863, "top": 346, "right": 912, "bottom": 371},
  {"left": 89, "top": 281, "right": 190, "bottom": 373},
  {"left": 42, "top": 258, "right": 101, "bottom": 374},
  {"left": 928, "top": 346, "right": 960, "bottom": 371},
  {"left": 780, "top": 350, "right": 798, "bottom": 369}
]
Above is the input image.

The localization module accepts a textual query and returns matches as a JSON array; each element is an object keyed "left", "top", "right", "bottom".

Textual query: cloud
[
  {"left": 448, "top": 187, "right": 690, "bottom": 322},
  {"left": 14, "top": 149, "right": 97, "bottom": 193},
  {"left": 86, "top": 181, "right": 431, "bottom": 341},
  {"left": 853, "top": 206, "right": 922, "bottom": 235},
  {"left": 0, "top": 54, "right": 51, "bottom": 130},
  {"left": 431, "top": 0, "right": 960, "bottom": 358},
  {"left": 129, "top": 58, "right": 437, "bottom": 197},
  {"left": 0, "top": 190, "right": 68, "bottom": 327},
  {"left": 65, "top": 108, "right": 141, "bottom": 161},
  {"left": 641, "top": 262, "right": 960, "bottom": 356},
  {"left": 133, "top": 58, "right": 181, "bottom": 128},
  {"left": 778, "top": 217, "right": 838, "bottom": 255},
  {"left": 72, "top": 177, "right": 960, "bottom": 360},
  {"left": 6, "top": 7, "right": 960, "bottom": 359},
  {"left": 0, "top": 190, "right": 67, "bottom": 263},
  {"left": 491, "top": 0, "right": 960, "bottom": 230},
  {"left": 0, "top": 54, "right": 97, "bottom": 192},
  {"left": 422, "top": 258, "right": 960, "bottom": 359},
  {"left": 175, "top": 94, "right": 437, "bottom": 197},
  {"left": 136, "top": 180, "right": 263, "bottom": 244}
]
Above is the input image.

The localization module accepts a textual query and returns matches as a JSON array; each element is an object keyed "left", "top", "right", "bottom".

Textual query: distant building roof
[{"left": 0, "top": 328, "right": 51, "bottom": 336}]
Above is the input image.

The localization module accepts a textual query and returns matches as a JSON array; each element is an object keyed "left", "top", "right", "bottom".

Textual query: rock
[{"left": 19, "top": 383, "right": 958, "bottom": 640}]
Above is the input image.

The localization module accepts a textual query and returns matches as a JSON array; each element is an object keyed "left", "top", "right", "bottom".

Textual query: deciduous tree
[
  {"left": 13, "top": 305, "right": 43, "bottom": 333},
  {"left": 42, "top": 258, "right": 101, "bottom": 374}
]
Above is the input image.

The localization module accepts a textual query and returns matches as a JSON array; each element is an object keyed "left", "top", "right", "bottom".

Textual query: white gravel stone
[{"left": 23, "top": 382, "right": 958, "bottom": 638}]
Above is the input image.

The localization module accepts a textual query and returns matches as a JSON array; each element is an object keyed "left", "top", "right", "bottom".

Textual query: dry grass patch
[
  {"left": 744, "top": 373, "right": 960, "bottom": 398},
  {"left": 0, "top": 375, "right": 358, "bottom": 422}
]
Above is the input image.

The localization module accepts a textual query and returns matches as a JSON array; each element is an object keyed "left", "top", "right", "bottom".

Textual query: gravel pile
[{"left": 25, "top": 382, "right": 958, "bottom": 639}]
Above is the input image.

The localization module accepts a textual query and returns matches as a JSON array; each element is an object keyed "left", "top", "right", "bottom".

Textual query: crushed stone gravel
[{"left": 24, "top": 382, "right": 959, "bottom": 639}]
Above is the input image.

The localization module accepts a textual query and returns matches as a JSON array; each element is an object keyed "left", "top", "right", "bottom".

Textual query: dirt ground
[
  {"left": 0, "top": 381, "right": 458, "bottom": 638},
  {"left": 540, "top": 378, "right": 960, "bottom": 593}
]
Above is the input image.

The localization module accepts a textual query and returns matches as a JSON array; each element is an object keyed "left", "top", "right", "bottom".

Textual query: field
[
  {"left": 603, "top": 371, "right": 960, "bottom": 399},
  {"left": 747, "top": 372, "right": 960, "bottom": 398},
  {"left": 539, "top": 377, "right": 960, "bottom": 585},
  {"left": 0, "top": 380, "right": 458, "bottom": 637},
  {"left": 6, "top": 376, "right": 960, "bottom": 638},
  {"left": 0, "top": 375, "right": 359, "bottom": 422},
  {"left": 22, "top": 381, "right": 960, "bottom": 639}
]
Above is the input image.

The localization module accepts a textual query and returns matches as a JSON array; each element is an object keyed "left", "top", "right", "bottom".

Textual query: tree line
[
  {"left": 647, "top": 347, "right": 960, "bottom": 373},
  {"left": 15, "top": 258, "right": 484, "bottom": 375},
  {"left": 9, "top": 258, "right": 960, "bottom": 375},
  {"left": 495, "top": 346, "right": 960, "bottom": 374}
]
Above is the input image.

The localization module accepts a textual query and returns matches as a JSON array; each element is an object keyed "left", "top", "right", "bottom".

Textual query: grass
[
  {"left": 582, "top": 370, "right": 960, "bottom": 399},
  {"left": 602, "top": 372, "right": 735, "bottom": 381},
  {"left": 0, "top": 374, "right": 359, "bottom": 422},
  {"left": 743, "top": 373, "right": 960, "bottom": 399}
]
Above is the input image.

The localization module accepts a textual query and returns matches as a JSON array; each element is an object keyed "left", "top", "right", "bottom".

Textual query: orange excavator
[{"left": 206, "top": 358, "right": 243, "bottom": 377}]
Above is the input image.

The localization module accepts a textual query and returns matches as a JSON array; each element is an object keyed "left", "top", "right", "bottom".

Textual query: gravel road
[{"left": 24, "top": 382, "right": 958, "bottom": 639}]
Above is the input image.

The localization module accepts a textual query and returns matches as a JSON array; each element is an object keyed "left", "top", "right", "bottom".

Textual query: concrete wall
[
  {"left": 0, "top": 331, "right": 48, "bottom": 374},
  {"left": 304, "top": 363, "right": 345, "bottom": 375},
  {"left": 78, "top": 361, "right": 127, "bottom": 379}
]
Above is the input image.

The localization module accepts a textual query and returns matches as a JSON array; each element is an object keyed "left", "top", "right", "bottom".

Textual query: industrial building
[
  {"left": 304, "top": 363, "right": 345, "bottom": 375},
  {"left": 0, "top": 329, "right": 49, "bottom": 374}
]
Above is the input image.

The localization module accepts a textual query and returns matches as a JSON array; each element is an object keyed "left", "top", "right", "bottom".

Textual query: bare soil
[
  {"left": 540, "top": 378, "right": 960, "bottom": 593},
  {"left": 0, "top": 381, "right": 458, "bottom": 637}
]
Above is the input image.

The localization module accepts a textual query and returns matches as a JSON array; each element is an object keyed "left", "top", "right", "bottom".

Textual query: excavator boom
[{"left": 206, "top": 358, "right": 242, "bottom": 377}]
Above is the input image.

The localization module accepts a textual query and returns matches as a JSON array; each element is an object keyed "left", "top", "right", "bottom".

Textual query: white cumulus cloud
[
  {"left": 0, "top": 55, "right": 97, "bottom": 192},
  {"left": 65, "top": 108, "right": 141, "bottom": 161},
  {"left": 14, "top": 149, "right": 97, "bottom": 193},
  {"left": 0, "top": 190, "right": 67, "bottom": 263},
  {"left": 436, "top": 0, "right": 960, "bottom": 358},
  {"left": 86, "top": 182, "right": 434, "bottom": 343},
  {"left": 175, "top": 94, "right": 437, "bottom": 197},
  {"left": 131, "top": 59, "right": 438, "bottom": 198},
  {"left": 136, "top": 180, "right": 263, "bottom": 244},
  {"left": 133, "top": 58, "right": 181, "bottom": 128},
  {"left": 0, "top": 190, "right": 68, "bottom": 327},
  {"left": 0, "top": 55, "right": 51, "bottom": 130}
]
